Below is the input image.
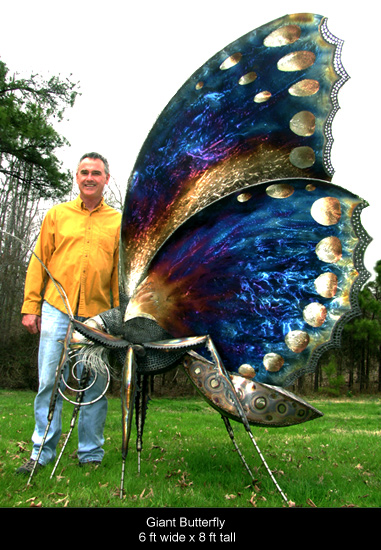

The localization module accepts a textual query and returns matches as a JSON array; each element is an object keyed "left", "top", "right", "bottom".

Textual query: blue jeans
[{"left": 31, "top": 301, "right": 108, "bottom": 465}]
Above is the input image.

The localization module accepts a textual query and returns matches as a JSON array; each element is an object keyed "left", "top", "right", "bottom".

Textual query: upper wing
[{"left": 120, "top": 13, "right": 349, "bottom": 299}]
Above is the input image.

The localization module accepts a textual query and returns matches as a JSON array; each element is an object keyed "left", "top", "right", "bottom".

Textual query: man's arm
[{"left": 21, "top": 209, "right": 55, "bottom": 320}]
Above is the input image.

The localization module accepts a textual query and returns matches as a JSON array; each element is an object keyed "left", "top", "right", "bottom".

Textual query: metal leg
[
  {"left": 120, "top": 346, "right": 138, "bottom": 499},
  {"left": 205, "top": 337, "right": 289, "bottom": 505},
  {"left": 221, "top": 415, "right": 257, "bottom": 484},
  {"left": 135, "top": 374, "right": 149, "bottom": 475},
  {"left": 50, "top": 364, "right": 91, "bottom": 479},
  {"left": 27, "top": 322, "right": 74, "bottom": 486},
  {"left": 146, "top": 335, "right": 289, "bottom": 505}
]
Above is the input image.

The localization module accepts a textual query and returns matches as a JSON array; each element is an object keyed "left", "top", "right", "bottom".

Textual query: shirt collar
[{"left": 75, "top": 195, "right": 105, "bottom": 212}]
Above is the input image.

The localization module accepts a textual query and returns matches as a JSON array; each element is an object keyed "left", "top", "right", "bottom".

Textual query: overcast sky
[{"left": 1, "top": 0, "right": 379, "bottom": 278}]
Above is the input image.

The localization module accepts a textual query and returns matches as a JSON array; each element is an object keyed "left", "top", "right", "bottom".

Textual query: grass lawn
[{"left": 0, "top": 389, "right": 380, "bottom": 509}]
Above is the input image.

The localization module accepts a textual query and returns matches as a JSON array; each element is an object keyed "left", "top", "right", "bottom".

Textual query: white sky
[{"left": 1, "top": 0, "right": 379, "bottom": 278}]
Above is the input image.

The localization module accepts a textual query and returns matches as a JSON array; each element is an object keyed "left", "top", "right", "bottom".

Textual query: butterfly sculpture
[{"left": 31, "top": 13, "right": 371, "bottom": 504}]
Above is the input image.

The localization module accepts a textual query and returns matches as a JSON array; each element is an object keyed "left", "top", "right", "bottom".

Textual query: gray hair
[{"left": 78, "top": 152, "right": 110, "bottom": 176}]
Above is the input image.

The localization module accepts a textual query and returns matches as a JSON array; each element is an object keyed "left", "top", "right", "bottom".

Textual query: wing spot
[
  {"left": 237, "top": 192, "right": 252, "bottom": 202},
  {"left": 314, "top": 272, "right": 338, "bottom": 298},
  {"left": 263, "top": 353, "right": 284, "bottom": 372},
  {"left": 289, "top": 79, "right": 320, "bottom": 96},
  {"left": 254, "top": 90, "right": 272, "bottom": 103},
  {"left": 303, "top": 302, "right": 327, "bottom": 327},
  {"left": 266, "top": 183, "right": 294, "bottom": 198},
  {"left": 238, "top": 72, "right": 257, "bottom": 85},
  {"left": 219, "top": 52, "right": 242, "bottom": 70},
  {"left": 315, "top": 236, "right": 343, "bottom": 263},
  {"left": 285, "top": 330, "right": 310, "bottom": 353},
  {"left": 277, "top": 51, "right": 316, "bottom": 72},
  {"left": 263, "top": 24, "right": 302, "bottom": 47},
  {"left": 290, "top": 111, "right": 316, "bottom": 137},
  {"left": 238, "top": 364, "right": 256, "bottom": 378},
  {"left": 305, "top": 183, "right": 316, "bottom": 191},
  {"left": 311, "top": 197, "right": 341, "bottom": 226},
  {"left": 289, "top": 146, "right": 315, "bottom": 169}
]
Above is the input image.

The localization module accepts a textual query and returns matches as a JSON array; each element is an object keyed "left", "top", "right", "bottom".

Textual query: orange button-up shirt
[{"left": 22, "top": 195, "right": 121, "bottom": 318}]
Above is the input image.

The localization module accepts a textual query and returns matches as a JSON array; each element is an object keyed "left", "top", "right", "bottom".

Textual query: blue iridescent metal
[
  {"left": 128, "top": 178, "right": 366, "bottom": 386},
  {"left": 120, "top": 13, "right": 351, "bottom": 300}
]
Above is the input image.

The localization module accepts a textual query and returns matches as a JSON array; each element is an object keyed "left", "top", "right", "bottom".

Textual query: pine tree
[{"left": 0, "top": 60, "right": 79, "bottom": 198}]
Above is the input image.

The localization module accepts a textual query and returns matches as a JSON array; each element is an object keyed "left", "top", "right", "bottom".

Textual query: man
[{"left": 17, "top": 152, "right": 121, "bottom": 474}]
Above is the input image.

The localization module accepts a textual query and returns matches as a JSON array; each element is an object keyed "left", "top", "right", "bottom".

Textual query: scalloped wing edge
[
  {"left": 283, "top": 199, "right": 372, "bottom": 387},
  {"left": 320, "top": 17, "right": 350, "bottom": 177}
]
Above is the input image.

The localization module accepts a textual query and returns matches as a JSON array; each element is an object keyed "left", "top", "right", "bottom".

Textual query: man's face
[{"left": 76, "top": 157, "right": 110, "bottom": 204}]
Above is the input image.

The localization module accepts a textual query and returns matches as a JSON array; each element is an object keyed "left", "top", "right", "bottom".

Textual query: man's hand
[{"left": 22, "top": 314, "right": 41, "bottom": 334}]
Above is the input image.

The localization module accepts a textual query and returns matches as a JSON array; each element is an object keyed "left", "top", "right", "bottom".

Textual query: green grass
[{"left": 0, "top": 390, "right": 380, "bottom": 508}]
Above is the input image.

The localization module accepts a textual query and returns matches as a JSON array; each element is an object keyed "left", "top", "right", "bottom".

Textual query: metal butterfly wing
[{"left": 114, "top": 13, "right": 370, "bottom": 431}]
